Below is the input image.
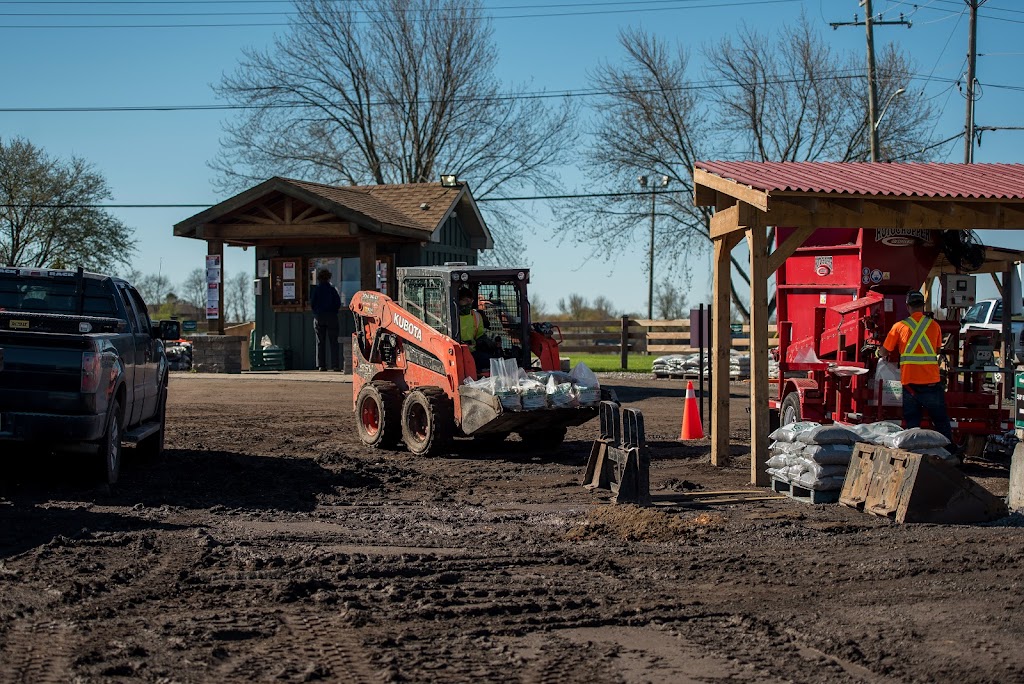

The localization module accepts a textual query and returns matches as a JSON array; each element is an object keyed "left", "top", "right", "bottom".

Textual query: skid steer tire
[
  {"left": 356, "top": 381, "right": 403, "bottom": 449},
  {"left": 401, "top": 387, "right": 453, "bottom": 457},
  {"left": 519, "top": 426, "right": 567, "bottom": 452}
]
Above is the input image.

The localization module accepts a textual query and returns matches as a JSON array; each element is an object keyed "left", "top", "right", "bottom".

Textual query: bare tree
[
  {"left": 180, "top": 269, "right": 206, "bottom": 311},
  {"left": 0, "top": 137, "right": 136, "bottom": 271},
  {"left": 227, "top": 271, "right": 253, "bottom": 323},
  {"left": 212, "top": 0, "right": 576, "bottom": 264},
  {"left": 557, "top": 294, "right": 590, "bottom": 321},
  {"left": 654, "top": 279, "right": 688, "bottom": 320},
  {"left": 130, "top": 271, "right": 173, "bottom": 306},
  {"left": 557, "top": 16, "right": 935, "bottom": 320}
]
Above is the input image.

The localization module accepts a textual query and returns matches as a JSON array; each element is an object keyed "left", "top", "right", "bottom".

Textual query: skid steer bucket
[
  {"left": 840, "top": 443, "right": 1007, "bottom": 524},
  {"left": 582, "top": 402, "right": 650, "bottom": 506}
]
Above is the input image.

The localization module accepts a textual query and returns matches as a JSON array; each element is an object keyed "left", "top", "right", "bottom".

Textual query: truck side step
[{"left": 122, "top": 421, "right": 160, "bottom": 445}]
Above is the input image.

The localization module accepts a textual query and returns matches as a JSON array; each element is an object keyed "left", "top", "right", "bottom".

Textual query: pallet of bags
[{"left": 766, "top": 422, "right": 860, "bottom": 499}]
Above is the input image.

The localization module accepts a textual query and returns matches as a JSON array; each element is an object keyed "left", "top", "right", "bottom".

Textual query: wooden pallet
[{"left": 770, "top": 478, "right": 841, "bottom": 504}]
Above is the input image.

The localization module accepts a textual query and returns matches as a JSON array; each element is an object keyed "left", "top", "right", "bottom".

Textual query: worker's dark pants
[
  {"left": 902, "top": 382, "right": 953, "bottom": 442},
  {"left": 313, "top": 315, "right": 341, "bottom": 371}
]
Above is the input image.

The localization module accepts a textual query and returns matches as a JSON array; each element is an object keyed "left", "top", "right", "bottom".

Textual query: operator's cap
[{"left": 906, "top": 290, "right": 926, "bottom": 306}]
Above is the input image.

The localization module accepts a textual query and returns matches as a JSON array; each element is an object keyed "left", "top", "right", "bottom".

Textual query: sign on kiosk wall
[{"left": 205, "top": 255, "right": 222, "bottom": 319}]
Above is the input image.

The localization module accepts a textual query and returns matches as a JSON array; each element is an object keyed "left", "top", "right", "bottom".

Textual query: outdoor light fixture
[{"left": 440, "top": 174, "right": 459, "bottom": 187}]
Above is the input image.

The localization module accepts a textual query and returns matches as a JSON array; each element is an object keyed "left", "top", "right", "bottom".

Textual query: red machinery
[{"left": 771, "top": 227, "right": 1011, "bottom": 453}]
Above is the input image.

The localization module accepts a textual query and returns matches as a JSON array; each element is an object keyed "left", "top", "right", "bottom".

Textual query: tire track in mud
[
  {"left": 2, "top": 620, "right": 73, "bottom": 684},
  {"left": 282, "top": 612, "right": 380, "bottom": 683}
]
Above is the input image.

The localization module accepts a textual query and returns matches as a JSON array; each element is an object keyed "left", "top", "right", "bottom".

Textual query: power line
[
  {"left": 0, "top": 0, "right": 802, "bottom": 27},
  {"left": 4, "top": 70, "right": 1020, "bottom": 115}
]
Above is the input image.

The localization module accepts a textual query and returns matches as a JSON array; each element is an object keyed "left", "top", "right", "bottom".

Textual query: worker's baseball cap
[
  {"left": 457, "top": 287, "right": 472, "bottom": 300},
  {"left": 906, "top": 291, "right": 925, "bottom": 306}
]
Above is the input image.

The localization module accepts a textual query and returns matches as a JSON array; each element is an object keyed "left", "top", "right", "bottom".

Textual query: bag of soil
[
  {"left": 769, "top": 421, "right": 822, "bottom": 443},
  {"left": 518, "top": 379, "right": 548, "bottom": 410},
  {"left": 800, "top": 443, "right": 854, "bottom": 465},
  {"left": 546, "top": 374, "right": 578, "bottom": 408},
  {"left": 849, "top": 421, "right": 904, "bottom": 445},
  {"left": 881, "top": 428, "right": 950, "bottom": 450},
  {"left": 794, "top": 424, "right": 859, "bottom": 446}
]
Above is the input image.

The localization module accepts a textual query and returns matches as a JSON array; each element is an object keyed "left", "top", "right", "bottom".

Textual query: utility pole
[
  {"left": 638, "top": 175, "right": 669, "bottom": 320},
  {"left": 831, "top": 4, "right": 911, "bottom": 161},
  {"left": 964, "top": 0, "right": 984, "bottom": 163}
]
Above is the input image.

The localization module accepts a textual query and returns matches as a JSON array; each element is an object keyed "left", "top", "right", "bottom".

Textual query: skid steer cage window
[
  {"left": 401, "top": 277, "right": 447, "bottom": 331},
  {"left": 477, "top": 282, "right": 523, "bottom": 350}
]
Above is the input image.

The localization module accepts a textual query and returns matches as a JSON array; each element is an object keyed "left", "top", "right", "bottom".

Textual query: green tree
[
  {"left": 212, "top": 0, "right": 576, "bottom": 264},
  {"left": 0, "top": 137, "right": 135, "bottom": 270}
]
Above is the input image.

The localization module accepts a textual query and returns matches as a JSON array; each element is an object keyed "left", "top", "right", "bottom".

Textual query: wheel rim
[
  {"left": 408, "top": 402, "right": 429, "bottom": 443},
  {"left": 361, "top": 397, "right": 381, "bottom": 437},
  {"left": 782, "top": 404, "right": 798, "bottom": 426}
]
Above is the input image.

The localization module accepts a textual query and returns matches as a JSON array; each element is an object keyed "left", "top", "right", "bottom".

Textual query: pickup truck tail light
[{"left": 81, "top": 352, "right": 101, "bottom": 393}]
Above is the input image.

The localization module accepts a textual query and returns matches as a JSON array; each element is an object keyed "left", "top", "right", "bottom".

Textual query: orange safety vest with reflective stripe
[
  {"left": 460, "top": 309, "right": 484, "bottom": 350},
  {"left": 882, "top": 312, "right": 941, "bottom": 385}
]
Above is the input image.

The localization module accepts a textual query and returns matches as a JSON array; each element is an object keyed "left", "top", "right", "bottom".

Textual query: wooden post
[
  {"left": 747, "top": 226, "right": 770, "bottom": 486},
  {"left": 359, "top": 237, "right": 377, "bottom": 292},
  {"left": 207, "top": 240, "right": 225, "bottom": 335},
  {"left": 710, "top": 232, "right": 738, "bottom": 466},
  {"left": 1003, "top": 266, "right": 1014, "bottom": 400},
  {"left": 620, "top": 315, "right": 629, "bottom": 370}
]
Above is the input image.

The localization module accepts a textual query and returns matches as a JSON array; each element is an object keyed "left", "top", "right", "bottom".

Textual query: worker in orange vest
[{"left": 878, "top": 290, "right": 952, "bottom": 442}]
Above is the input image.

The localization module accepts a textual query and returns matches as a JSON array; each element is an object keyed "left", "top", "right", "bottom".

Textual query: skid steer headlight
[
  {"left": 451, "top": 272, "right": 460, "bottom": 280},
  {"left": 460, "top": 273, "right": 469, "bottom": 281},
  {"left": 517, "top": 271, "right": 525, "bottom": 281}
]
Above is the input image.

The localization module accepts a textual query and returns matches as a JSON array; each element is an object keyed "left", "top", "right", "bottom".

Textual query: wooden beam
[
  {"left": 359, "top": 237, "right": 377, "bottom": 291},
  {"left": 207, "top": 240, "right": 224, "bottom": 335},
  {"left": 293, "top": 205, "right": 317, "bottom": 222},
  {"left": 693, "top": 168, "right": 770, "bottom": 211},
  {"left": 259, "top": 205, "right": 282, "bottom": 222},
  {"left": 284, "top": 197, "right": 292, "bottom": 224},
  {"left": 710, "top": 236, "right": 733, "bottom": 467},
  {"left": 203, "top": 223, "right": 354, "bottom": 240},
  {"left": 747, "top": 227, "right": 770, "bottom": 487},
  {"left": 766, "top": 225, "right": 816, "bottom": 275},
  {"left": 767, "top": 198, "right": 1024, "bottom": 230},
  {"left": 694, "top": 183, "right": 717, "bottom": 208},
  {"left": 709, "top": 202, "right": 763, "bottom": 239}
]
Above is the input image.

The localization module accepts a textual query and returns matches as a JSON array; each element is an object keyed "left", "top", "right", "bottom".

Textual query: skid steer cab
[{"left": 349, "top": 264, "right": 607, "bottom": 456}]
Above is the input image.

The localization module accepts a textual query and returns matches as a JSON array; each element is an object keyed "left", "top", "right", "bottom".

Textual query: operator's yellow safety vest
[
  {"left": 460, "top": 309, "right": 484, "bottom": 350},
  {"left": 899, "top": 315, "right": 938, "bottom": 366}
]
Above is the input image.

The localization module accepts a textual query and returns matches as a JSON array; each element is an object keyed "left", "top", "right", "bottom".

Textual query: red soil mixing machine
[{"left": 771, "top": 226, "right": 1016, "bottom": 456}]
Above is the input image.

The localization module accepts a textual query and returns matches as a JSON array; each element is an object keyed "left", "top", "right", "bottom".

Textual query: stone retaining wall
[{"left": 189, "top": 335, "right": 245, "bottom": 374}]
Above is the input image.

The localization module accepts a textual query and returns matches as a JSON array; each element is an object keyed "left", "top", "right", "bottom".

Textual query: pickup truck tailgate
[{"left": 0, "top": 332, "right": 93, "bottom": 413}]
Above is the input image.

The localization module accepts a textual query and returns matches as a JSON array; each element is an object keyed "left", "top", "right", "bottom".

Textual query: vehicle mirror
[{"left": 158, "top": 320, "right": 181, "bottom": 341}]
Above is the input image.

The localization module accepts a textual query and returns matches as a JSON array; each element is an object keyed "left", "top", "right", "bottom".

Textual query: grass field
[{"left": 564, "top": 353, "right": 654, "bottom": 373}]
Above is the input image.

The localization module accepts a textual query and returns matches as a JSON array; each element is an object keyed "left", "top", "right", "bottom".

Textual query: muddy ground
[{"left": 1, "top": 374, "right": 1022, "bottom": 684}]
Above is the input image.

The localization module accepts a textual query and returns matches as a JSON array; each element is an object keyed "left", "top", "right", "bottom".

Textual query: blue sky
[{"left": 2, "top": 0, "right": 1022, "bottom": 314}]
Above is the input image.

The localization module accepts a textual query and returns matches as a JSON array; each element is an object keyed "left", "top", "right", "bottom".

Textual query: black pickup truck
[{"left": 0, "top": 267, "right": 180, "bottom": 485}]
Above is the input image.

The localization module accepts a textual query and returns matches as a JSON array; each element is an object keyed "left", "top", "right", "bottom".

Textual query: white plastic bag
[
  {"left": 795, "top": 424, "right": 859, "bottom": 446},
  {"left": 768, "top": 421, "right": 822, "bottom": 443},
  {"left": 518, "top": 379, "right": 548, "bottom": 410},
  {"left": 546, "top": 374, "right": 577, "bottom": 407},
  {"left": 874, "top": 359, "right": 902, "bottom": 407},
  {"left": 881, "top": 428, "right": 950, "bottom": 450}
]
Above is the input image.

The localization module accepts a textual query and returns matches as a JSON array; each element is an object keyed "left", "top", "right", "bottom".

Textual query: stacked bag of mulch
[
  {"left": 849, "top": 422, "right": 956, "bottom": 462},
  {"left": 652, "top": 354, "right": 689, "bottom": 375},
  {"left": 768, "top": 420, "right": 958, "bottom": 493},
  {"left": 730, "top": 350, "right": 750, "bottom": 378},
  {"left": 767, "top": 421, "right": 858, "bottom": 492}
]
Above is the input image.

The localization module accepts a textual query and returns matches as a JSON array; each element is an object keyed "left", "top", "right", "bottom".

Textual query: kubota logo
[{"left": 393, "top": 313, "right": 423, "bottom": 341}]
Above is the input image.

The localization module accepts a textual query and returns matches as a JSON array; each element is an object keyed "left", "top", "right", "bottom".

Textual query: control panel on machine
[{"left": 939, "top": 273, "right": 977, "bottom": 308}]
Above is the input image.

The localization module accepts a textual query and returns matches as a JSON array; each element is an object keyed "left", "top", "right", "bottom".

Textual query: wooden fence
[{"left": 551, "top": 317, "right": 779, "bottom": 358}]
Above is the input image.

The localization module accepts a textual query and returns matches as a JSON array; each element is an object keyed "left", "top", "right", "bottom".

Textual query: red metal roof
[{"left": 695, "top": 161, "right": 1024, "bottom": 200}]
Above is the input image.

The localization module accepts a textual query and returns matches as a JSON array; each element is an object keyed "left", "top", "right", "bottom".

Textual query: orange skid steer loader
[{"left": 350, "top": 264, "right": 611, "bottom": 456}]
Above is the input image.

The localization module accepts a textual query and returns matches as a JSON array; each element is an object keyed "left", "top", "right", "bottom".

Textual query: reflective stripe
[{"left": 900, "top": 316, "right": 937, "bottom": 365}]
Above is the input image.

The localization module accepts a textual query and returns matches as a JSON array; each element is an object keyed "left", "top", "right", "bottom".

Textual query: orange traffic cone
[{"left": 679, "top": 381, "right": 704, "bottom": 440}]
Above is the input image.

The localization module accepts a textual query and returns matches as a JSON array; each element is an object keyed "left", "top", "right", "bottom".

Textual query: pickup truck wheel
[
  {"left": 356, "top": 381, "right": 402, "bottom": 449},
  {"left": 100, "top": 399, "right": 123, "bottom": 486},
  {"left": 137, "top": 385, "right": 167, "bottom": 459},
  {"left": 518, "top": 426, "right": 567, "bottom": 452},
  {"left": 401, "top": 388, "right": 453, "bottom": 457}
]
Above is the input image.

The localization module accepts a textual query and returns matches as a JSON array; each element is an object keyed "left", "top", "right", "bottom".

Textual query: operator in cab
[
  {"left": 458, "top": 286, "right": 490, "bottom": 372},
  {"left": 877, "top": 290, "right": 953, "bottom": 442}
]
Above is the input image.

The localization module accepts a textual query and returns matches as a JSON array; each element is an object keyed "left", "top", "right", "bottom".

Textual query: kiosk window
[{"left": 270, "top": 258, "right": 306, "bottom": 311}]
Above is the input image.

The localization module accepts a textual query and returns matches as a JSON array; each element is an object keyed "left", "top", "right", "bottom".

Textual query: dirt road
[{"left": 1, "top": 374, "right": 1022, "bottom": 683}]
